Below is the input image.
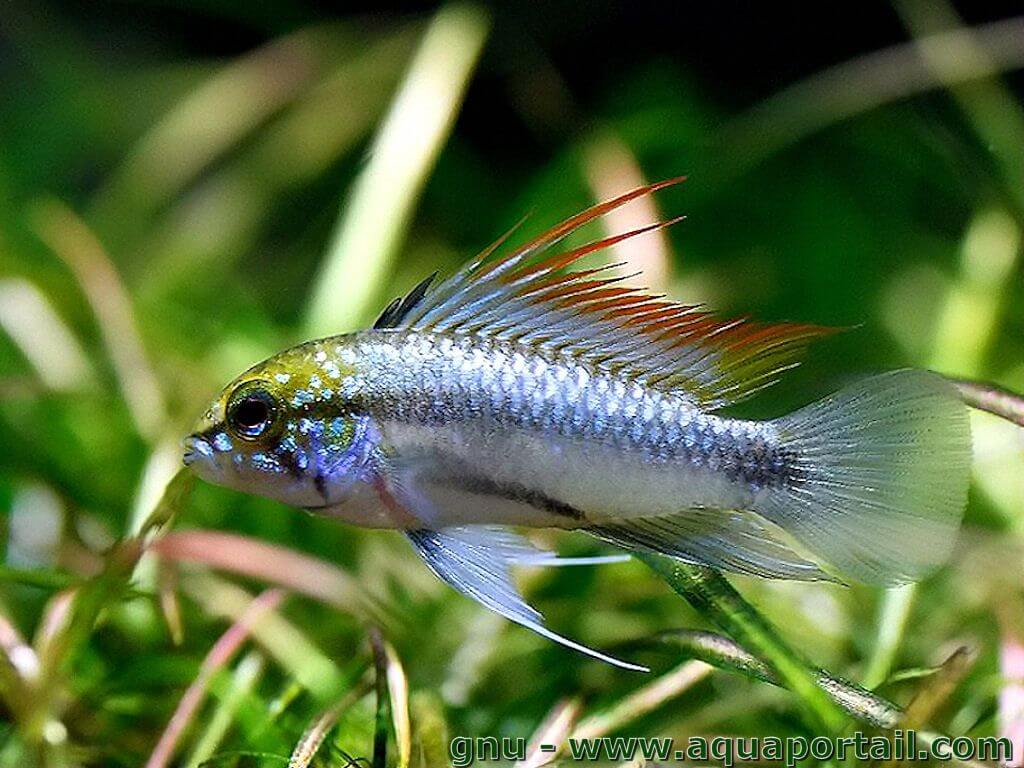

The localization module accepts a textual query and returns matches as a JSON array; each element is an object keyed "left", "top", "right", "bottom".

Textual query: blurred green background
[{"left": 1, "top": 1, "right": 1023, "bottom": 766}]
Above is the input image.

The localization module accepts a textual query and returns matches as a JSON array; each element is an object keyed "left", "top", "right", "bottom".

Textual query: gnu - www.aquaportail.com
[{"left": 449, "top": 731, "right": 1012, "bottom": 767}]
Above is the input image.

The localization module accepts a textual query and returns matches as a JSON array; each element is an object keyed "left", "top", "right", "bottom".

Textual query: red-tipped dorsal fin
[{"left": 390, "top": 177, "right": 835, "bottom": 408}]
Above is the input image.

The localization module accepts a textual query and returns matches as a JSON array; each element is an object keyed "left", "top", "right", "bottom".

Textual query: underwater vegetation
[{"left": 1, "top": 2, "right": 1023, "bottom": 766}]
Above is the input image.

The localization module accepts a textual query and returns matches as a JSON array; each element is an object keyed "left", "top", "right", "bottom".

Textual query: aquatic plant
[{"left": 1, "top": 3, "right": 1022, "bottom": 766}]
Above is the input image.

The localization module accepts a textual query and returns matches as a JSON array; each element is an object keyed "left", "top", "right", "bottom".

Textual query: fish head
[{"left": 183, "top": 339, "right": 376, "bottom": 508}]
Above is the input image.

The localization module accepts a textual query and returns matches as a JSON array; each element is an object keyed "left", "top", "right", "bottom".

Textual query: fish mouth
[{"left": 182, "top": 434, "right": 206, "bottom": 467}]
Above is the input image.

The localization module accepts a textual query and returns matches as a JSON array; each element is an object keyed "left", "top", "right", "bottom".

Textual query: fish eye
[{"left": 226, "top": 386, "right": 278, "bottom": 441}]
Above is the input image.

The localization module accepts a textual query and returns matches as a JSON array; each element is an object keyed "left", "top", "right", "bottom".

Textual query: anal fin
[
  {"left": 586, "top": 509, "right": 835, "bottom": 582},
  {"left": 407, "top": 526, "right": 646, "bottom": 671}
]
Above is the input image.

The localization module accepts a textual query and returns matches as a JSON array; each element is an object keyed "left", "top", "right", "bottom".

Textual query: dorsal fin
[
  {"left": 374, "top": 273, "right": 437, "bottom": 329},
  {"left": 392, "top": 178, "right": 836, "bottom": 409}
]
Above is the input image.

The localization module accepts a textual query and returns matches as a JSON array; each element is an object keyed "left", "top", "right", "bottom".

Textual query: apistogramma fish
[{"left": 184, "top": 179, "right": 972, "bottom": 670}]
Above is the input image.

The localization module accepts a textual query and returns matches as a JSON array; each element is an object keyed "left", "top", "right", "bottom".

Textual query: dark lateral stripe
[
  {"left": 313, "top": 472, "right": 329, "bottom": 500},
  {"left": 278, "top": 450, "right": 307, "bottom": 481},
  {"left": 443, "top": 473, "right": 586, "bottom": 521},
  {"left": 305, "top": 473, "right": 584, "bottom": 521},
  {"left": 303, "top": 472, "right": 584, "bottom": 521}
]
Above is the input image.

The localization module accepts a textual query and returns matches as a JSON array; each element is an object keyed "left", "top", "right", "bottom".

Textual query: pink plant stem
[
  {"left": 150, "top": 529, "right": 381, "bottom": 620},
  {"left": 0, "top": 608, "right": 38, "bottom": 683},
  {"left": 951, "top": 378, "right": 1024, "bottom": 428},
  {"left": 1000, "top": 629, "right": 1024, "bottom": 767},
  {"left": 145, "top": 588, "right": 285, "bottom": 768}
]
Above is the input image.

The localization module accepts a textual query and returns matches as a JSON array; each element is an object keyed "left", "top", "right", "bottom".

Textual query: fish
[{"left": 184, "top": 178, "right": 972, "bottom": 671}]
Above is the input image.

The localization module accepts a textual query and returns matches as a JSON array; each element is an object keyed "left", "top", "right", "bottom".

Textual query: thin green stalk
[
  {"left": 369, "top": 628, "right": 389, "bottom": 768},
  {"left": 863, "top": 584, "right": 917, "bottom": 690},
  {"left": 145, "top": 590, "right": 285, "bottom": 768},
  {"left": 653, "top": 630, "right": 900, "bottom": 728},
  {"left": 184, "top": 651, "right": 265, "bottom": 768},
  {"left": 0, "top": 566, "right": 78, "bottom": 592},
  {"left": 383, "top": 638, "right": 412, "bottom": 768},
  {"left": 288, "top": 683, "right": 372, "bottom": 768},
  {"left": 182, "top": 575, "right": 344, "bottom": 701},
  {"left": 637, "top": 553, "right": 847, "bottom": 732},
  {"left": 652, "top": 631, "right": 991, "bottom": 768}
]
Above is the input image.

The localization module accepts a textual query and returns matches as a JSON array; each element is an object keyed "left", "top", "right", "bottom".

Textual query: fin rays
[
  {"left": 586, "top": 509, "right": 833, "bottom": 581},
  {"left": 392, "top": 178, "right": 834, "bottom": 409},
  {"left": 407, "top": 526, "right": 646, "bottom": 671}
]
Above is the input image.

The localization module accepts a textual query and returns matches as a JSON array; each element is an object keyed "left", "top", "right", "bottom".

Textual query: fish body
[
  {"left": 185, "top": 179, "right": 972, "bottom": 670},
  {"left": 303, "top": 329, "right": 779, "bottom": 526}
]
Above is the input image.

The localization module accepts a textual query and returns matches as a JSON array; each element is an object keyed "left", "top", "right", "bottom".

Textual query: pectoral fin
[{"left": 406, "top": 526, "right": 646, "bottom": 671}]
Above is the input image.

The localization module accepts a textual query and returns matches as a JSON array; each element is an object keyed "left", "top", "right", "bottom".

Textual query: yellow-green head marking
[{"left": 184, "top": 338, "right": 372, "bottom": 508}]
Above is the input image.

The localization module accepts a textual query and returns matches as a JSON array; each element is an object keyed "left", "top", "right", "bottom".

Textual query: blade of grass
[
  {"left": 141, "top": 468, "right": 196, "bottom": 536},
  {"left": 0, "top": 605, "right": 37, "bottom": 724},
  {"left": 891, "top": 650, "right": 985, "bottom": 768},
  {"left": 128, "top": 441, "right": 190, "bottom": 596},
  {"left": 287, "top": 684, "right": 372, "bottom": 768},
  {"left": 896, "top": 1, "right": 1024, "bottom": 216},
  {"left": 195, "top": 750, "right": 290, "bottom": 766},
  {"left": 304, "top": 3, "right": 489, "bottom": 335},
  {"left": 31, "top": 589, "right": 75, "bottom": 668},
  {"left": 0, "top": 609, "right": 37, "bottom": 685},
  {"left": 407, "top": 692, "right": 451, "bottom": 768},
  {"left": 572, "top": 661, "right": 711, "bottom": 742},
  {"left": 652, "top": 631, "right": 993, "bottom": 766},
  {"left": 138, "top": 24, "right": 419, "bottom": 301},
  {"left": 365, "top": 628, "right": 412, "bottom": 768},
  {"left": 369, "top": 628, "right": 390, "bottom": 768},
  {"left": 129, "top": 448, "right": 191, "bottom": 538},
  {"left": 582, "top": 135, "right": 672, "bottom": 292},
  {"left": 29, "top": 199, "right": 167, "bottom": 439},
  {"left": 384, "top": 638, "right": 412, "bottom": 768},
  {"left": 929, "top": 207, "right": 1020, "bottom": 378},
  {"left": 151, "top": 529, "right": 388, "bottom": 624},
  {"left": 266, "top": 682, "right": 306, "bottom": 725},
  {"left": 863, "top": 584, "right": 917, "bottom": 690},
  {"left": 651, "top": 630, "right": 901, "bottom": 728},
  {"left": 0, "top": 565, "right": 79, "bottom": 592},
  {"left": 157, "top": 562, "right": 185, "bottom": 646},
  {"left": 524, "top": 661, "right": 709, "bottom": 768},
  {"left": 723, "top": 16, "right": 1024, "bottom": 179},
  {"left": 182, "top": 574, "right": 345, "bottom": 701},
  {"left": 183, "top": 651, "right": 265, "bottom": 768},
  {"left": 145, "top": 588, "right": 284, "bottom": 768},
  {"left": 898, "top": 647, "right": 973, "bottom": 730},
  {"left": 516, "top": 697, "right": 580, "bottom": 768},
  {"left": 33, "top": 539, "right": 143, "bottom": 695},
  {"left": 999, "top": 619, "right": 1024, "bottom": 767},
  {"left": 93, "top": 25, "right": 333, "bottom": 230},
  {"left": 637, "top": 553, "right": 847, "bottom": 732},
  {"left": 0, "top": 278, "right": 95, "bottom": 392}
]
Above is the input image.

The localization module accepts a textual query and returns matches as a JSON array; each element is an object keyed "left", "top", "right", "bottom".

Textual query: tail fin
[{"left": 755, "top": 370, "right": 971, "bottom": 585}]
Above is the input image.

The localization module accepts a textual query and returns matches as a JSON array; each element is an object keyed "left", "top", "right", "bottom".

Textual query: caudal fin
[{"left": 755, "top": 370, "right": 971, "bottom": 585}]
